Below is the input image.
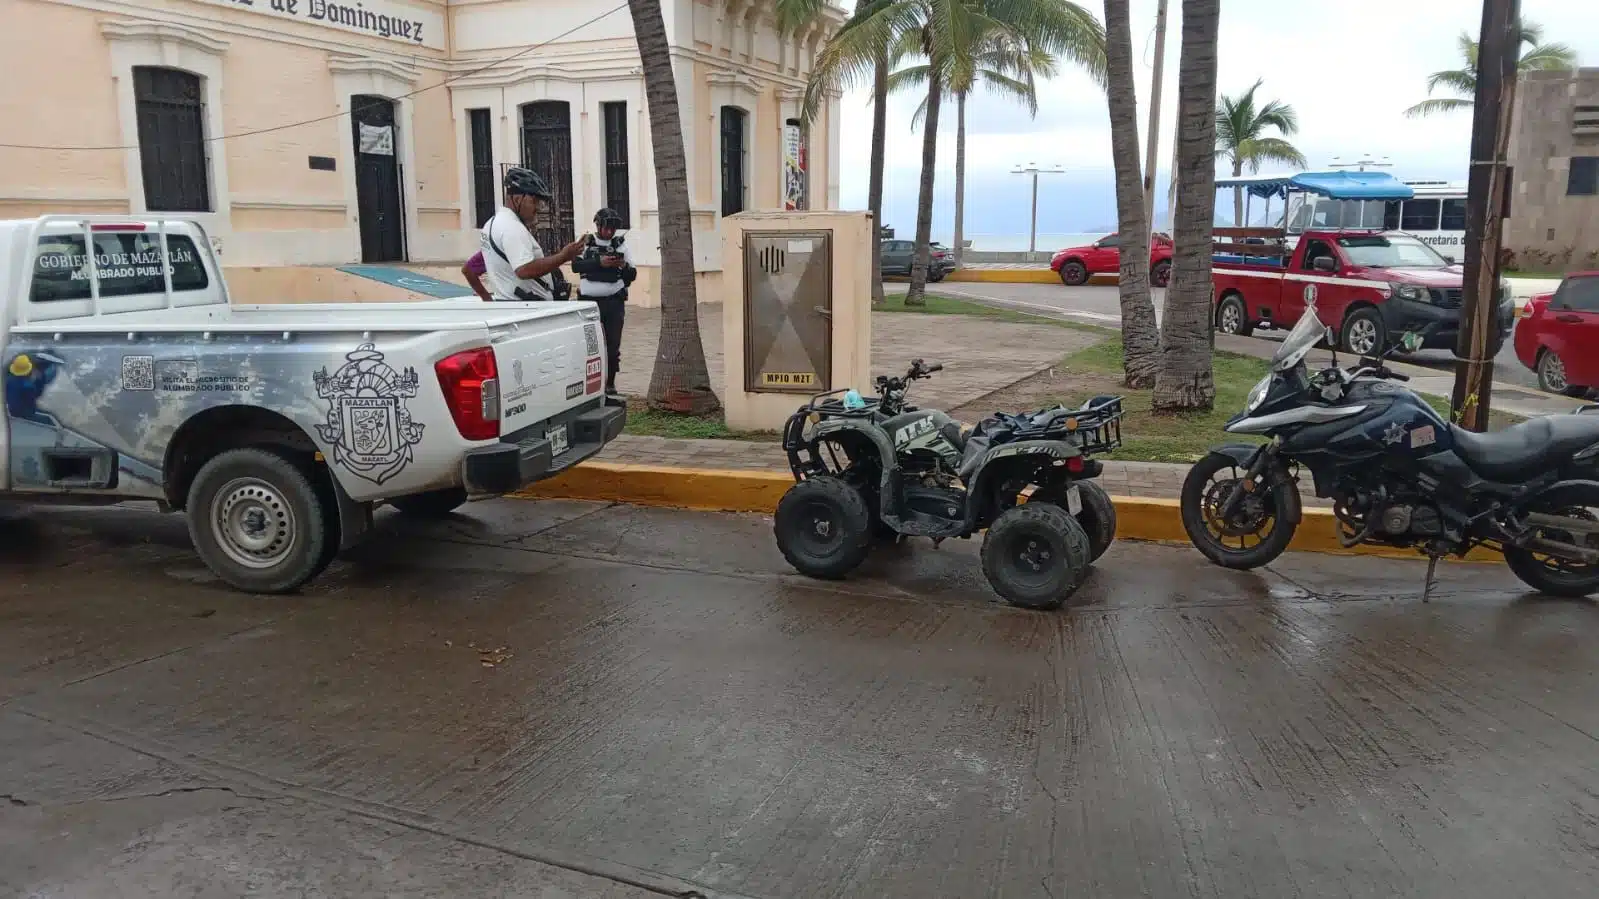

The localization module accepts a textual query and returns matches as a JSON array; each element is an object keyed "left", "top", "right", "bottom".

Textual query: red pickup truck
[
  {"left": 1211, "top": 229, "right": 1513, "bottom": 356},
  {"left": 1052, "top": 233, "right": 1174, "bottom": 287}
]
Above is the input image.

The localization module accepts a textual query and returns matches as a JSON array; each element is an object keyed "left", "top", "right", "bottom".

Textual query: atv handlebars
[{"left": 874, "top": 359, "right": 943, "bottom": 415}]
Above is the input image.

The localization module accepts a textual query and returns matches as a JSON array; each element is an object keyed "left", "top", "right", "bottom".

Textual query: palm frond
[
  {"left": 1238, "top": 137, "right": 1307, "bottom": 171},
  {"left": 886, "top": 63, "right": 932, "bottom": 96},
  {"left": 1404, "top": 97, "right": 1473, "bottom": 119},
  {"left": 1425, "top": 68, "right": 1475, "bottom": 98},
  {"left": 1521, "top": 41, "right": 1577, "bottom": 71}
]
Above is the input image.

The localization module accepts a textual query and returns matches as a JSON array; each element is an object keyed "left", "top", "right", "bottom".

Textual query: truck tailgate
[{"left": 489, "top": 305, "right": 605, "bottom": 438}]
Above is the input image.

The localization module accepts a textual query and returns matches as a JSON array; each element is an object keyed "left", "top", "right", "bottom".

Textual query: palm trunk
[
  {"left": 1231, "top": 157, "right": 1244, "bottom": 226},
  {"left": 869, "top": 45, "right": 888, "bottom": 306},
  {"left": 1102, "top": 0, "right": 1160, "bottom": 387},
  {"left": 1152, "top": 0, "right": 1220, "bottom": 413},
  {"left": 953, "top": 91, "right": 966, "bottom": 269},
  {"left": 629, "top": 0, "right": 719, "bottom": 415},
  {"left": 903, "top": 67, "right": 942, "bottom": 307}
]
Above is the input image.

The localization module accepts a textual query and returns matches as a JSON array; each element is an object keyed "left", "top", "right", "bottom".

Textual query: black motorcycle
[{"left": 1181, "top": 306, "right": 1599, "bottom": 598}]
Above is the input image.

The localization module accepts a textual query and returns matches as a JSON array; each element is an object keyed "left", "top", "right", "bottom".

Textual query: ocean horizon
[{"left": 932, "top": 233, "right": 1107, "bottom": 253}]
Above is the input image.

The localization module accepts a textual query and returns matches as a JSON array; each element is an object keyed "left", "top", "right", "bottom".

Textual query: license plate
[
  {"left": 1066, "top": 484, "right": 1083, "bottom": 515},
  {"left": 547, "top": 425, "right": 570, "bottom": 457}
]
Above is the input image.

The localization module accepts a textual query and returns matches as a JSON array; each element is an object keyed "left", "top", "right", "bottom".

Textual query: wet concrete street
[{"left": 4, "top": 499, "right": 1599, "bottom": 898}]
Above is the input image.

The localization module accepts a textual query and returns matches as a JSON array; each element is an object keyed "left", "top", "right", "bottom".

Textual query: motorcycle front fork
[{"left": 1220, "top": 441, "right": 1277, "bottom": 522}]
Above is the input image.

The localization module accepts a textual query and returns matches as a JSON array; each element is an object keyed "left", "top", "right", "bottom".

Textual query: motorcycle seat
[{"left": 1449, "top": 415, "right": 1599, "bottom": 482}]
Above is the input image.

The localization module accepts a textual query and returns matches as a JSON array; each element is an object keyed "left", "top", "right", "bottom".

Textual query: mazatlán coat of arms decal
[{"left": 313, "top": 343, "right": 426, "bottom": 485}]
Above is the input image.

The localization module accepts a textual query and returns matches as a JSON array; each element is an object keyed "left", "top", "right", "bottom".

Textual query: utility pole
[
  {"left": 1141, "top": 0, "right": 1170, "bottom": 231},
  {"left": 1011, "top": 163, "right": 1066, "bottom": 254},
  {"left": 1450, "top": 0, "right": 1519, "bottom": 432}
]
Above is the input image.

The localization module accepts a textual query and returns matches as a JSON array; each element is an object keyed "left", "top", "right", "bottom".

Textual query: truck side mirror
[
  {"left": 1313, "top": 256, "right": 1337, "bottom": 273},
  {"left": 1444, "top": 255, "right": 1456, "bottom": 264}
]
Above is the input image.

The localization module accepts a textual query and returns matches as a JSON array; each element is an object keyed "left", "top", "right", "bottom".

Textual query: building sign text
[{"left": 199, "top": 0, "right": 444, "bottom": 50}]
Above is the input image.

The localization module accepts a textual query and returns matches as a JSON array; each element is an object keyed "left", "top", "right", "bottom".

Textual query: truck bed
[{"left": 9, "top": 299, "right": 583, "bottom": 336}]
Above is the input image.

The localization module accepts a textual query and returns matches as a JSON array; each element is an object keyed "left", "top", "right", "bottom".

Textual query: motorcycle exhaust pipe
[
  {"left": 1526, "top": 512, "right": 1599, "bottom": 537},
  {"left": 1522, "top": 536, "right": 1599, "bottom": 565}
]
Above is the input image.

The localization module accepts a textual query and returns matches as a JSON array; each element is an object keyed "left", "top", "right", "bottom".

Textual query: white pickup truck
[{"left": 2, "top": 216, "right": 624, "bottom": 593}]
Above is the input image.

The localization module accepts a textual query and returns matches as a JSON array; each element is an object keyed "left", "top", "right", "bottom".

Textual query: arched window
[{"left": 132, "top": 67, "right": 210, "bottom": 212}]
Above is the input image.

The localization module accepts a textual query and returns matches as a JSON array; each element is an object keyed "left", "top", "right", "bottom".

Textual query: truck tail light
[{"left": 435, "top": 347, "right": 500, "bottom": 441}]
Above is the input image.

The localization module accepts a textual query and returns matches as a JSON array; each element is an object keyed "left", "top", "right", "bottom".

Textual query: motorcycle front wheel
[{"left": 1180, "top": 451, "right": 1298, "bottom": 570}]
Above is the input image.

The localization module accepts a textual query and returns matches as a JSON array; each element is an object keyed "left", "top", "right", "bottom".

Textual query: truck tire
[
  {"left": 1340, "top": 307, "right": 1387, "bottom": 357},
  {"left": 186, "top": 447, "right": 332, "bottom": 595},
  {"left": 1215, "top": 293, "right": 1253, "bottom": 337},
  {"left": 389, "top": 487, "right": 469, "bottom": 518},
  {"left": 1058, "top": 260, "right": 1088, "bottom": 286},
  {"left": 1151, "top": 259, "right": 1172, "bottom": 288}
]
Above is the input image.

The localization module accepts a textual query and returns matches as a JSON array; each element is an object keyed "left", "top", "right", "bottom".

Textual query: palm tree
[
  {"left": 1406, "top": 23, "right": 1576, "bottom": 118},
  {"left": 1100, "top": 0, "right": 1159, "bottom": 388},
  {"left": 802, "top": 0, "right": 893, "bottom": 307},
  {"left": 627, "top": 0, "right": 719, "bottom": 414},
  {"left": 1215, "top": 79, "right": 1305, "bottom": 227},
  {"left": 886, "top": 13, "right": 1103, "bottom": 273},
  {"left": 1151, "top": 0, "right": 1219, "bottom": 413}
]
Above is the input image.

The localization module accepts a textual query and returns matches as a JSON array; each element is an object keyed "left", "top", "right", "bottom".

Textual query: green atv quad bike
[{"left": 774, "top": 358, "right": 1125, "bottom": 610}]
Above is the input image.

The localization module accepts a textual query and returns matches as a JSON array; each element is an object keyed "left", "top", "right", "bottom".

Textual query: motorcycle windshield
[{"left": 1272, "top": 309, "right": 1325, "bottom": 371}]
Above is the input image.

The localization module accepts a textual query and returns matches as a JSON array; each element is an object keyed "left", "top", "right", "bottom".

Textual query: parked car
[
  {"left": 880, "top": 239, "right": 955, "bottom": 281},
  {"left": 2, "top": 215, "right": 625, "bottom": 593},
  {"left": 1211, "top": 229, "right": 1513, "bottom": 356},
  {"left": 1514, "top": 272, "right": 1599, "bottom": 396},
  {"left": 1051, "top": 233, "right": 1174, "bottom": 287}
]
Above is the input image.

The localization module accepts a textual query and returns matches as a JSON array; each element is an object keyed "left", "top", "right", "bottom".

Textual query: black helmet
[
  {"left": 593, "top": 208, "right": 624, "bottom": 230},
  {"left": 503, "top": 167, "right": 553, "bottom": 200}
]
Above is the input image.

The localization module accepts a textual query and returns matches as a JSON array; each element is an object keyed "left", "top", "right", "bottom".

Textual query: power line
[{"left": 0, "top": 4, "right": 630, "bottom": 152}]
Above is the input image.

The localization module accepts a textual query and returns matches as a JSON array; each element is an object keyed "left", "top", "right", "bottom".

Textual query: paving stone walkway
[
  {"left": 613, "top": 303, "right": 1096, "bottom": 412},
  {"left": 603, "top": 302, "right": 1325, "bottom": 502}
]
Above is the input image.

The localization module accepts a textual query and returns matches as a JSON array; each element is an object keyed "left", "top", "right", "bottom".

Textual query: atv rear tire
[
  {"left": 775, "top": 477, "right": 873, "bottom": 579},
  {"left": 1030, "top": 481, "right": 1116, "bottom": 563},
  {"left": 981, "top": 503, "right": 1091, "bottom": 610}
]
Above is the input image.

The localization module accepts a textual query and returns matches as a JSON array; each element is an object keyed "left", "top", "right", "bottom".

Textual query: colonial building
[
  {"left": 1506, "top": 68, "right": 1599, "bottom": 271},
  {"left": 1, "top": 0, "right": 845, "bottom": 301}
]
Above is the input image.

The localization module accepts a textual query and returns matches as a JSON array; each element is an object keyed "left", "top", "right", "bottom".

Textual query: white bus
[{"left": 1286, "top": 180, "right": 1468, "bottom": 256}]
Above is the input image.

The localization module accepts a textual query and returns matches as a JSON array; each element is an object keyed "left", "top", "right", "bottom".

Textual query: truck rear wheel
[{"left": 187, "top": 447, "right": 332, "bottom": 594}]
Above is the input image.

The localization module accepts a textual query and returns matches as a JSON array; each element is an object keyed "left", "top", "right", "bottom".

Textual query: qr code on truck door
[{"left": 121, "top": 355, "right": 155, "bottom": 391}]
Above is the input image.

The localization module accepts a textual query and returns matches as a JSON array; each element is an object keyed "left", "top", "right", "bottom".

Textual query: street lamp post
[{"left": 1011, "top": 163, "right": 1066, "bottom": 255}]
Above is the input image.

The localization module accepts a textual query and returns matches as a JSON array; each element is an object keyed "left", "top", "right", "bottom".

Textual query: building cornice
[
  {"left": 328, "top": 55, "right": 423, "bottom": 85},
  {"left": 100, "top": 19, "right": 231, "bottom": 54}
]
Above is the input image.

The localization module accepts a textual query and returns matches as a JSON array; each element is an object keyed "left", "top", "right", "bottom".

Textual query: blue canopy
[{"left": 1213, "top": 171, "right": 1415, "bottom": 201}]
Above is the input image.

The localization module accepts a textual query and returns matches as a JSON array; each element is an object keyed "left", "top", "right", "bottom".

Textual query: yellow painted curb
[
  {"left": 946, "top": 268, "right": 1062, "bottom": 285},
  {"left": 514, "top": 462, "right": 1497, "bottom": 564}
]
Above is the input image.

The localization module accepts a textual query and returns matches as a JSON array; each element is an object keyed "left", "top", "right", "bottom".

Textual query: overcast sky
[{"left": 836, "top": 0, "right": 1598, "bottom": 244}]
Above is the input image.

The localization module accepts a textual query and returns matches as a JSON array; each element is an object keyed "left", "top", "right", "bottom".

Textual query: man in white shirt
[{"left": 480, "top": 167, "right": 587, "bottom": 301}]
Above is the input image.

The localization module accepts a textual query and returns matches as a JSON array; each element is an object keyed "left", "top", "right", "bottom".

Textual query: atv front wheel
[
  {"left": 981, "top": 503, "right": 1091, "bottom": 610},
  {"left": 774, "top": 477, "right": 873, "bottom": 579}
]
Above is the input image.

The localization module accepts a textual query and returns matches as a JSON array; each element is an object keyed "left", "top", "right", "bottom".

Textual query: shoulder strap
[{"left": 487, "top": 218, "right": 554, "bottom": 295}]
